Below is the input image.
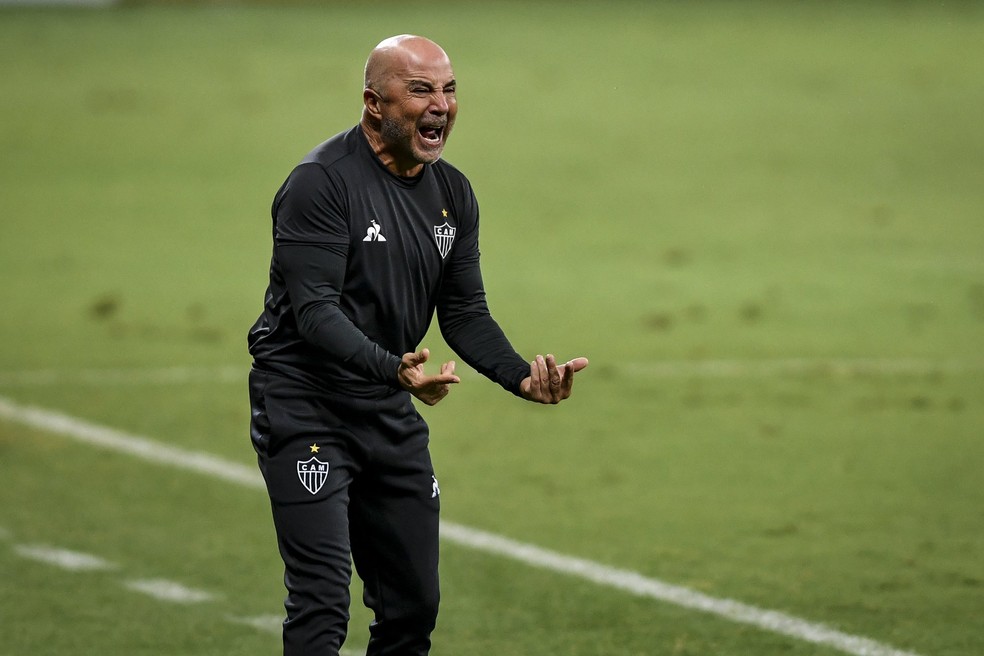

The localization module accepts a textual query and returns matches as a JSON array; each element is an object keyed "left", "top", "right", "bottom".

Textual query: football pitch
[{"left": 1, "top": 2, "right": 982, "bottom": 655}]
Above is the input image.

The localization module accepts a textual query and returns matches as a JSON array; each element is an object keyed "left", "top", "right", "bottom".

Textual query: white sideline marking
[
  {"left": 124, "top": 578, "right": 215, "bottom": 604},
  {"left": 14, "top": 544, "right": 119, "bottom": 571},
  {"left": 441, "top": 524, "right": 919, "bottom": 656},
  {"left": 0, "top": 395, "right": 261, "bottom": 489},
  {"left": 6, "top": 537, "right": 355, "bottom": 649},
  {"left": 1, "top": 357, "right": 981, "bottom": 388},
  {"left": 0, "top": 394, "right": 923, "bottom": 656}
]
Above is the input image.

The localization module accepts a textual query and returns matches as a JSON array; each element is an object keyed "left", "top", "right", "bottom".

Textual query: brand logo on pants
[{"left": 297, "top": 457, "right": 329, "bottom": 495}]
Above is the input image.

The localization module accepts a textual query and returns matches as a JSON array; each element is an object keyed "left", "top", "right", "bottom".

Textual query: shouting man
[{"left": 247, "top": 34, "right": 588, "bottom": 656}]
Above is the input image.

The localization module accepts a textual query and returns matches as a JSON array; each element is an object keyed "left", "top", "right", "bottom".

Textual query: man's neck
[{"left": 359, "top": 121, "right": 424, "bottom": 178}]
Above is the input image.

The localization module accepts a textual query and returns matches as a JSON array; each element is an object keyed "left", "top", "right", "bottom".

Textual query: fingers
[
  {"left": 402, "top": 348, "right": 430, "bottom": 368},
  {"left": 524, "top": 353, "right": 588, "bottom": 404},
  {"left": 528, "top": 355, "right": 545, "bottom": 401},
  {"left": 558, "top": 357, "right": 586, "bottom": 399},
  {"left": 429, "top": 359, "right": 459, "bottom": 385},
  {"left": 399, "top": 350, "right": 460, "bottom": 406},
  {"left": 529, "top": 355, "right": 562, "bottom": 404},
  {"left": 420, "top": 381, "right": 451, "bottom": 406},
  {"left": 420, "top": 368, "right": 459, "bottom": 405},
  {"left": 567, "top": 356, "right": 589, "bottom": 372},
  {"left": 546, "top": 354, "right": 562, "bottom": 389},
  {"left": 559, "top": 359, "right": 575, "bottom": 398}
]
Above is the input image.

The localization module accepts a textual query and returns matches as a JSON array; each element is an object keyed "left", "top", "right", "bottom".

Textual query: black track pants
[{"left": 249, "top": 369, "right": 441, "bottom": 656}]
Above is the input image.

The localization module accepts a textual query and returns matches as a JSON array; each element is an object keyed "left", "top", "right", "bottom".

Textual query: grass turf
[{"left": 1, "top": 2, "right": 983, "bottom": 655}]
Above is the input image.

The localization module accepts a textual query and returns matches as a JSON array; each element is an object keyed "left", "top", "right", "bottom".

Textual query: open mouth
[{"left": 418, "top": 125, "right": 444, "bottom": 145}]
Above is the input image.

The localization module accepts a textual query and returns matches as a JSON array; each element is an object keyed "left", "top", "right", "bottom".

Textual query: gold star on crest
[
  {"left": 441, "top": 209, "right": 448, "bottom": 218},
  {"left": 309, "top": 444, "right": 320, "bottom": 453}
]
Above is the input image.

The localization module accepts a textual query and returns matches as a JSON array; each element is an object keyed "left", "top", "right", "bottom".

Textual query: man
[{"left": 247, "top": 34, "right": 588, "bottom": 656}]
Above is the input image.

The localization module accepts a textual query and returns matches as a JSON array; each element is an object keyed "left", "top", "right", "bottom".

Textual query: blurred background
[{"left": 1, "top": 2, "right": 982, "bottom": 655}]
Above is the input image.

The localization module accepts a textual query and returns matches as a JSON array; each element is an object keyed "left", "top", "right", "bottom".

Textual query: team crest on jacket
[
  {"left": 297, "top": 457, "right": 329, "bottom": 495},
  {"left": 434, "top": 222, "right": 456, "bottom": 258}
]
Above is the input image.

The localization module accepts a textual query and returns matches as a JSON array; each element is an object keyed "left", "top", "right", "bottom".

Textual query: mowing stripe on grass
[
  {"left": 14, "top": 544, "right": 119, "bottom": 571},
  {"left": 0, "top": 394, "right": 923, "bottom": 656},
  {"left": 225, "top": 615, "right": 364, "bottom": 656},
  {"left": 225, "top": 614, "right": 286, "bottom": 634},
  {"left": 0, "top": 365, "right": 244, "bottom": 387},
  {"left": 123, "top": 578, "right": 215, "bottom": 604},
  {"left": 0, "top": 0, "right": 116, "bottom": 5},
  {"left": 1, "top": 357, "right": 981, "bottom": 388},
  {"left": 619, "top": 357, "right": 984, "bottom": 378},
  {"left": 224, "top": 616, "right": 366, "bottom": 656}
]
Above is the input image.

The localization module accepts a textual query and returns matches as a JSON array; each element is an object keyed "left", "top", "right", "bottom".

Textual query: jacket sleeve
[
  {"left": 436, "top": 184, "right": 529, "bottom": 396},
  {"left": 274, "top": 163, "right": 402, "bottom": 386}
]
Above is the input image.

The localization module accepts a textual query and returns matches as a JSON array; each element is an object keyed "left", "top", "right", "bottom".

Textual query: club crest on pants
[{"left": 297, "top": 457, "right": 329, "bottom": 495}]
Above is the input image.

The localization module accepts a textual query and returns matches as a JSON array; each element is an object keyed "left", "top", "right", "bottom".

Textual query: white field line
[
  {"left": 441, "top": 524, "right": 918, "bottom": 656},
  {"left": 123, "top": 578, "right": 215, "bottom": 604},
  {"left": 5, "top": 539, "right": 351, "bottom": 650},
  {"left": 13, "top": 544, "right": 119, "bottom": 572},
  {"left": 0, "top": 357, "right": 981, "bottom": 388},
  {"left": 0, "top": 394, "right": 923, "bottom": 656},
  {"left": 0, "top": 395, "right": 261, "bottom": 488}
]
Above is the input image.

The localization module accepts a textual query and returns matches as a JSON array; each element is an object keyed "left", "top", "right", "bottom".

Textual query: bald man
[{"left": 247, "top": 35, "right": 587, "bottom": 656}]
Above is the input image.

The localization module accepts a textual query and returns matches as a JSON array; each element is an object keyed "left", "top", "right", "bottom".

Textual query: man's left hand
[{"left": 519, "top": 354, "right": 589, "bottom": 404}]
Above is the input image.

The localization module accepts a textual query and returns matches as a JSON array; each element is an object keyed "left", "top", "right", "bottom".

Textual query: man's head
[{"left": 360, "top": 35, "right": 457, "bottom": 177}]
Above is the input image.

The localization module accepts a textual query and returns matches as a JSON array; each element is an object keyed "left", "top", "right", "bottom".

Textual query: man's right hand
[{"left": 397, "top": 348, "right": 460, "bottom": 406}]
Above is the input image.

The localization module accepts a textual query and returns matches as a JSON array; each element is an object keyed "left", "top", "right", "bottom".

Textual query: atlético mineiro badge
[
  {"left": 297, "top": 457, "right": 329, "bottom": 495},
  {"left": 434, "top": 222, "right": 456, "bottom": 259}
]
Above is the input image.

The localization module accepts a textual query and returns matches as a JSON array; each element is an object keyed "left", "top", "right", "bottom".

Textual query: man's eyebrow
[{"left": 405, "top": 78, "right": 457, "bottom": 88}]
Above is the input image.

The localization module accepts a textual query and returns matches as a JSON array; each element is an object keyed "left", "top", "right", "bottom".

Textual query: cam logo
[
  {"left": 434, "top": 222, "right": 456, "bottom": 259},
  {"left": 297, "top": 457, "right": 329, "bottom": 495}
]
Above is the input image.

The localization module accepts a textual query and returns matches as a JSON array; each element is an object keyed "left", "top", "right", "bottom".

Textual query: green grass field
[{"left": 1, "top": 2, "right": 983, "bottom": 655}]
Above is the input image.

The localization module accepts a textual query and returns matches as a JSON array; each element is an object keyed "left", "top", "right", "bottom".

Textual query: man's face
[{"left": 376, "top": 57, "right": 457, "bottom": 168}]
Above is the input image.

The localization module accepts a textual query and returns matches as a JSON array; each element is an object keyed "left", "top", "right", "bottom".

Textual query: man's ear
[{"left": 363, "top": 88, "right": 383, "bottom": 121}]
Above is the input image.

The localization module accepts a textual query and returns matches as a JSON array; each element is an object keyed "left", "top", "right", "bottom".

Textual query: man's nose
[{"left": 430, "top": 91, "right": 450, "bottom": 114}]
